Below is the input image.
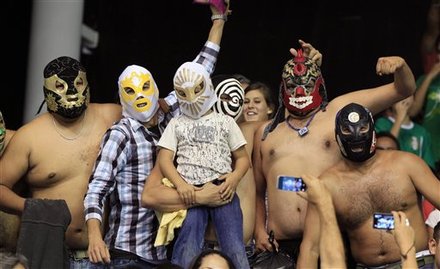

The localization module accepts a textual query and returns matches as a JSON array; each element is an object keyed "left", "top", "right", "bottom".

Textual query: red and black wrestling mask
[{"left": 281, "top": 50, "right": 326, "bottom": 117}]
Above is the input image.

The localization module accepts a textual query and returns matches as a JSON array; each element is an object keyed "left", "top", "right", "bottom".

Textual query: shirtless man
[
  {"left": 253, "top": 48, "right": 416, "bottom": 261},
  {"left": 0, "top": 56, "right": 122, "bottom": 267},
  {"left": 299, "top": 103, "right": 439, "bottom": 268}
]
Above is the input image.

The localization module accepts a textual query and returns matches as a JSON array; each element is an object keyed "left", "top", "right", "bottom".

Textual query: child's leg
[
  {"left": 211, "top": 194, "right": 250, "bottom": 269},
  {"left": 171, "top": 207, "right": 208, "bottom": 268}
]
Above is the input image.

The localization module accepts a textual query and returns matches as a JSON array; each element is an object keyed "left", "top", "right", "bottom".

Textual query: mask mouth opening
[
  {"left": 67, "top": 96, "right": 78, "bottom": 102},
  {"left": 347, "top": 141, "right": 365, "bottom": 153},
  {"left": 137, "top": 102, "right": 148, "bottom": 108}
]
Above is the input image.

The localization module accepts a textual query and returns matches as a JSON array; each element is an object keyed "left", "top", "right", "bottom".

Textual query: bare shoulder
[
  {"left": 239, "top": 121, "right": 266, "bottom": 136},
  {"left": 88, "top": 103, "right": 122, "bottom": 124}
]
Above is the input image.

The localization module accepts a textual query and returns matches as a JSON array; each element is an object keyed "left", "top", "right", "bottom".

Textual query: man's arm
[
  {"left": 403, "top": 152, "right": 440, "bottom": 209},
  {"left": 84, "top": 128, "right": 125, "bottom": 263},
  {"left": 408, "top": 63, "right": 440, "bottom": 117},
  {"left": 391, "top": 211, "right": 417, "bottom": 269},
  {"left": 0, "top": 125, "right": 32, "bottom": 214},
  {"left": 332, "top": 56, "right": 416, "bottom": 116},
  {"left": 193, "top": 4, "right": 229, "bottom": 74},
  {"left": 141, "top": 162, "right": 227, "bottom": 212},
  {"left": 252, "top": 123, "right": 273, "bottom": 252},
  {"left": 297, "top": 174, "right": 346, "bottom": 269}
]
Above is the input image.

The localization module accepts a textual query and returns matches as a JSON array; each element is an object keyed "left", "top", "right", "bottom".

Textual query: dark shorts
[{"left": 277, "top": 237, "right": 302, "bottom": 263}]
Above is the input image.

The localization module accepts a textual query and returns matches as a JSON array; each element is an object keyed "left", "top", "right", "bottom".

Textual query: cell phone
[
  {"left": 372, "top": 213, "right": 394, "bottom": 230},
  {"left": 277, "top": 175, "right": 307, "bottom": 192}
]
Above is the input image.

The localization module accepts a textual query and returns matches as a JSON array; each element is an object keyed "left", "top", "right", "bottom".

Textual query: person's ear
[{"left": 428, "top": 238, "right": 437, "bottom": 255}]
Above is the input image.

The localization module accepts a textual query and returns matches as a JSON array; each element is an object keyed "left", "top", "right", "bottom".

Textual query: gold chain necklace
[{"left": 52, "top": 111, "right": 86, "bottom": 141}]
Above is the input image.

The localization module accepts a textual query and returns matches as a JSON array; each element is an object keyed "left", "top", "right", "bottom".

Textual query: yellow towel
[{"left": 154, "top": 178, "right": 187, "bottom": 247}]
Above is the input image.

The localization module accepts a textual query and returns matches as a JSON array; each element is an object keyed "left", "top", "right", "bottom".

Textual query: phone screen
[
  {"left": 372, "top": 213, "right": 394, "bottom": 230},
  {"left": 277, "top": 176, "right": 307, "bottom": 192}
]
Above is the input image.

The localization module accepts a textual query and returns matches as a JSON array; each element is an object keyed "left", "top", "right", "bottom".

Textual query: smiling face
[{"left": 243, "top": 89, "right": 272, "bottom": 122}]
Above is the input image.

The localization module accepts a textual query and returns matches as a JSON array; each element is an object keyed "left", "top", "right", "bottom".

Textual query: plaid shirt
[{"left": 84, "top": 42, "right": 218, "bottom": 261}]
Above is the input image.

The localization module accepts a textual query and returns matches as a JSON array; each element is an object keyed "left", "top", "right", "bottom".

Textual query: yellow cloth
[{"left": 154, "top": 178, "right": 187, "bottom": 247}]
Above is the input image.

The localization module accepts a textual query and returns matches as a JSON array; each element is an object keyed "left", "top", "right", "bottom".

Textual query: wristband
[{"left": 211, "top": 14, "right": 227, "bottom": 21}]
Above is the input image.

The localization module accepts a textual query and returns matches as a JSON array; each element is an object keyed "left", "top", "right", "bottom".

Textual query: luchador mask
[
  {"left": 281, "top": 50, "right": 326, "bottom": 117},
  {"left": 0, "top": 111, "right": 5, "bottom": 156},
  {"left": 335, "top": 103, "right": 376, "bottom": 162},
  {"left": 118, "top": 65, "right": 159, "bottom": 122},
  {"left": 173, "top": 62, "right": 217, "bottom": 119},
  {"left": 213, "top": 78, "right": 244, "bottom": 121},
  {"left": 43, "top": 56, "right": 89, "bottom": 119}
]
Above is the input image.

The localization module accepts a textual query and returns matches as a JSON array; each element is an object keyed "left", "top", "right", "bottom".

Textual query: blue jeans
[
  {"left": 171, "top": 194, "right": 249, "bottom": 269},
  {"left": 69, "top": 258, "right": 104, "bottom": 269},
  {"left": 109, "top": 258, "right": 158, "bottom": 269},
  {"left": 72, "top": 259, "right": 159, "bottom": 269}
]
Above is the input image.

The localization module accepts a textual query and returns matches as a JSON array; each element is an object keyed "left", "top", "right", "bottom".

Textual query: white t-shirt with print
[{"left": 158, "top": 112, "right": 246, "bottom": 185}]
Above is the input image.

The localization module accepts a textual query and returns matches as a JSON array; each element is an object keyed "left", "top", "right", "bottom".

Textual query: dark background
[{"left": 4, "top": 0, "right": 430, "bottom": 130}]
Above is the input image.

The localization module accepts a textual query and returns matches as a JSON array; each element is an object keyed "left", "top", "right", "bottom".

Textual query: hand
[
  {"left": 376, "top": 56, "right": 405, "bottom": 76},
  {"left": 218, "top": 173, "right": 239, "bottom": 201},
  {"left": 427, "top": 62, "right": 440, "bottom": 79},
  {"left": 394, "top": 98, "right": 411, "bottom": 121},
  {"left": 176, "top": 182, "right": 199, "bottom": 205},
  {"left": 254, "top": 229, "right": 279, "bottom": 253},
  {"left": 296, "top": 174, "right": 332, "bottom": 206},
  {"left": 391, "top": 211, "right": 415, "bottom": 257},
  {"left": 290, "top": 39, "right": 322, "bottom": 66},
  {"left": 88, "top": 235, "right": 111, "bottom": 264},
  {"left": 210, "top": 0, "right": 231, "bottom": 16},
  {"left": 195, "top": 182, "right": 228, "bottom": 207}
]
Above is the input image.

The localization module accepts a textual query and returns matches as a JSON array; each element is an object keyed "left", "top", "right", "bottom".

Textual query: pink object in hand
[{"left": 193, "top": 0, "right": 227, "bottom": 14}]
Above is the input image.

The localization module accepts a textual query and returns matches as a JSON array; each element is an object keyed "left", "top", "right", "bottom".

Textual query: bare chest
[
  {"left": 262, "top": 123, "right": 340, "bottom": 175},
  {"left": 27, "top": 136, "right": 101, "bottom": 188},
  {"left": 332, "top": 171, "right": 416, "bottom": 230}
]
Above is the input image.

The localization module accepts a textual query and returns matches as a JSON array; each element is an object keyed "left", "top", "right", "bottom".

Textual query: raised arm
[
  {"left": 332, "top": 56, "right": 416, "bottom": 116},
  {"left": 297, "top": 175, "right": 342, "bottom": 269},
  {"left": 193, "top": 3, "right": 230, "bottom": 74},
  {"left": 391, "top": 211, "right": 417, "bottom": 269},
  {"left": 408, "top": 62, "right": 440, "bottom": 117}
]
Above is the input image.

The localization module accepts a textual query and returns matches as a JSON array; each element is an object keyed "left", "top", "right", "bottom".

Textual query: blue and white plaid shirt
[{"left": 84, "top": 41, "right": 219, "bottom": 262}]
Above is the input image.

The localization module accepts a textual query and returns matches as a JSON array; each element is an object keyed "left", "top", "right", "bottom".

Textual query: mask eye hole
[
  {"left": 55, "top": 81, "right": 64, "bottom": 90},
  {"left": 360, "top": 125, "right": 369, "bottom": 133},
  {"left": 220, "top": 93, "right": 232, "bottom": 102},
  {"left": 143, "top": 81, "right": 150, "bottom": 91},
  {"left": 194, "top": 81, "right": 204, "bottom": 94},
  {"left": 341, "top": 126, "right": 351, "bottom": 135},
  {"left": 75, "top": 78, "right": 84, "bottom": 87},
  {"left": 124, "top": 87, "right": 135, "bottom": 95},
  {"left": 176, "top": 89, "right": 186, "bottom": 97}
]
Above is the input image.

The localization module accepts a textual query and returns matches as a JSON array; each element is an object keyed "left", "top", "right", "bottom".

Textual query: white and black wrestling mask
[
  {"left": 43, "top": 56, "right": 90, "bottom": 119},
  {"left": 118, "top": 65, "right": 159, "bottom": 123},
  {"left": 212, "top": 77, "right": 244, "bottom": 121},
  {"left": 335, "top": 103, "right": 376, "bottom": 162},
  {"left": 173, "top": 62, "right": 217, "bottom": 119}
]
